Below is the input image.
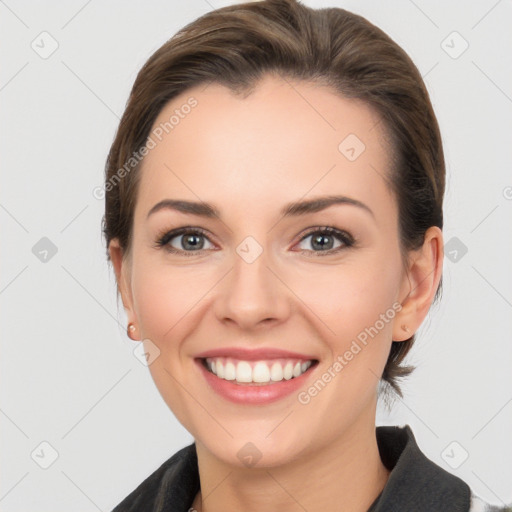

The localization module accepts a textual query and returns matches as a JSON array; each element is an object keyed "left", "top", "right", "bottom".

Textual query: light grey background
[{"left": 1, "top": 0, "right": 511, "bottom": 510}]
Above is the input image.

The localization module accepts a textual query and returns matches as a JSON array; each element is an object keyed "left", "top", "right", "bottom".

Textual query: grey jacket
[{"left": 112, "top": 424, "right": 511, "bottom": 511}]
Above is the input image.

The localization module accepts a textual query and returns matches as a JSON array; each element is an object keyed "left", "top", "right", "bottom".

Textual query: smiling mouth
[{"left": 199, "top": 357, "right": 319, "bottom": 386}]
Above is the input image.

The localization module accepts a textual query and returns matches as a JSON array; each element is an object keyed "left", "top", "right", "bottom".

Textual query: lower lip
[{"left": 195, "top": 358, "right": 318, "bottom": 405}]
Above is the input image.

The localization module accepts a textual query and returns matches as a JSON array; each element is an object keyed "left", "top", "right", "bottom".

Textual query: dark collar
[
  {"left": 112, "top": 424, "right": 471, "bottom": 511},
  {"left": 369, "top": 424, "right": 470, "bottom": 511}
]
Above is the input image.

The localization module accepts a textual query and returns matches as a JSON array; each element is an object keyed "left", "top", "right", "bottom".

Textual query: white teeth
[
  {"left": 205, "top": 357, "right": 314, "bottom": 384},
  {"left": 270, "top": 362, "right": 283, "bottom": 381},
  {"left": 236, "top": 361, "right": 252, "bottom": 383},
  {"left": 216, "top": 360, "right": 225, "bottom": 379},
  {"left": 224, "top": 361, "right": 236, "bottom": 380},
  {"left": 253, "top": 362, "right": 270, "bottom": 383},
  {"left": 283, "top": 362, "right": 293, "bottom": 380}
]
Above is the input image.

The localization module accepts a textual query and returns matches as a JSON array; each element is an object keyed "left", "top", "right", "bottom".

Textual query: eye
[
  {"left": 155, "top": 227, "right": 215, "bottom": 256},
  {"left": 154, "top": 226, "right": 355, "bottom": 257},
  {"left": 295, "top": 227, "right": 354, "bottom": 256}
]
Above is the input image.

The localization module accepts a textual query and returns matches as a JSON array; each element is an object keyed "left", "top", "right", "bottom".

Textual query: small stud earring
[
  {"left": 401, "top": 325, "right": 410, "bottom": 333},
  {"left": 127, "top": 323, "right": 136, "bottom": 338}
]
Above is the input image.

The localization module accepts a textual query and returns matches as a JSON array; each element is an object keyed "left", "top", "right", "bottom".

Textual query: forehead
[{"left": 135, "top": 74, "right": 394, "bottom": 221}]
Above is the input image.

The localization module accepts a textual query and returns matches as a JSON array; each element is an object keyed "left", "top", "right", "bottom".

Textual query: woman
[{"left": 104, "top": 0, "right": 510, "bottom": 510}]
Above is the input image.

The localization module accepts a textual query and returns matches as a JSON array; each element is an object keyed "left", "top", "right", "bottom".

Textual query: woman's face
[{"left": 114, "top": 74, "right": 414, "bottom": 467}]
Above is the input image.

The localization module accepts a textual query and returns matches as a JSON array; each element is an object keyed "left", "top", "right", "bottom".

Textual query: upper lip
[{"left": 195, "top": 347, "right": 318, "bottom": 361}]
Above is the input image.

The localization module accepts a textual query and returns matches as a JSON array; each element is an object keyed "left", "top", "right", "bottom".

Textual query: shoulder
[
  {"left": 468, "top": 491, "right": 512, "bottom": 512},
  {"left": 374, "top": 425, "right": 511, "bottom": 512},
  {"left": 111, "top": 443, "right": 199, "bottom": 512}
]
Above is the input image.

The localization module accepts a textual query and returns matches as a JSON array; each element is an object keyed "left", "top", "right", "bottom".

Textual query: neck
[{"left": 192, "top": 401, "right": 389, "bottom": 512}]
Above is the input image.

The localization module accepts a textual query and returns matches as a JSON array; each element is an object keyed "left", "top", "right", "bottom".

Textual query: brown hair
[{"left": 103, "top": 0, "right": 445, "bottom": 398}]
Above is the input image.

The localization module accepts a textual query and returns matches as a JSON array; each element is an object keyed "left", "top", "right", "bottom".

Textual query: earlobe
[
  {"left": 393, "top": 322, "right": 413, "bottom": 343},
  {"left": 393, "top": 226, "right": 444, "bottom": 342}
]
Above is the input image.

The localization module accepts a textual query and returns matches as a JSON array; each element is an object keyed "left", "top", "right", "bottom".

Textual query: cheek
[
  {"left": 131, "top": 257, "right": 201, "bottom": 346},
  {"left": 294, "top": 255, "right": 402, "bottom": 344}
]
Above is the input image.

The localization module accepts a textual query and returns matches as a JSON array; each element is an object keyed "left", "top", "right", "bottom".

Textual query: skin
[{"left": 109, "top": 73, "right": 443, "bottom": 512}]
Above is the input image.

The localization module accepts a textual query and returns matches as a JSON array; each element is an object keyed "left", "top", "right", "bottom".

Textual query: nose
[{"left": 213, "top": 242, "right": 292, "bottom": 331}]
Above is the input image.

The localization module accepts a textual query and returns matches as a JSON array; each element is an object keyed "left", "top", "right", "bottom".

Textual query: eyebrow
[{"left": 146, "top": 195, "right": 375, "bottom": 220}]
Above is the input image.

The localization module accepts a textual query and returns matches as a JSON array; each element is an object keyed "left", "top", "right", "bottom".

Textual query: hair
[{"left": 103, "top": 0, "right": 445, "bottom": 399}]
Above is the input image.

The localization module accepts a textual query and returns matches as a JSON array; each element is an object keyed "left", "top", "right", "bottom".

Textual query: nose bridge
[{"left": 215, "top": 234, "right": 289, "bottom": 328}]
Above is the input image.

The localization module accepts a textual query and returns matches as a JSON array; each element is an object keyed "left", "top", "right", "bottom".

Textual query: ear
[
  {"left": 392, "top": 226, "right": 444, "bottom": 342},
  {"left": 109, "top": 239, "right": 138, "bottom": 339}
]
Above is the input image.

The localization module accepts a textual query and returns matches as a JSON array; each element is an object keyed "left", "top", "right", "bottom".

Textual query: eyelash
[{"left": 154, "top": 226, "right": 355, "bottom": 257}]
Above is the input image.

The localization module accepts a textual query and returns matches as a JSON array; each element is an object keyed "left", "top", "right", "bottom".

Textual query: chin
[{"left": 196, "top": 429, "right": 308, "bottom": 470}]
